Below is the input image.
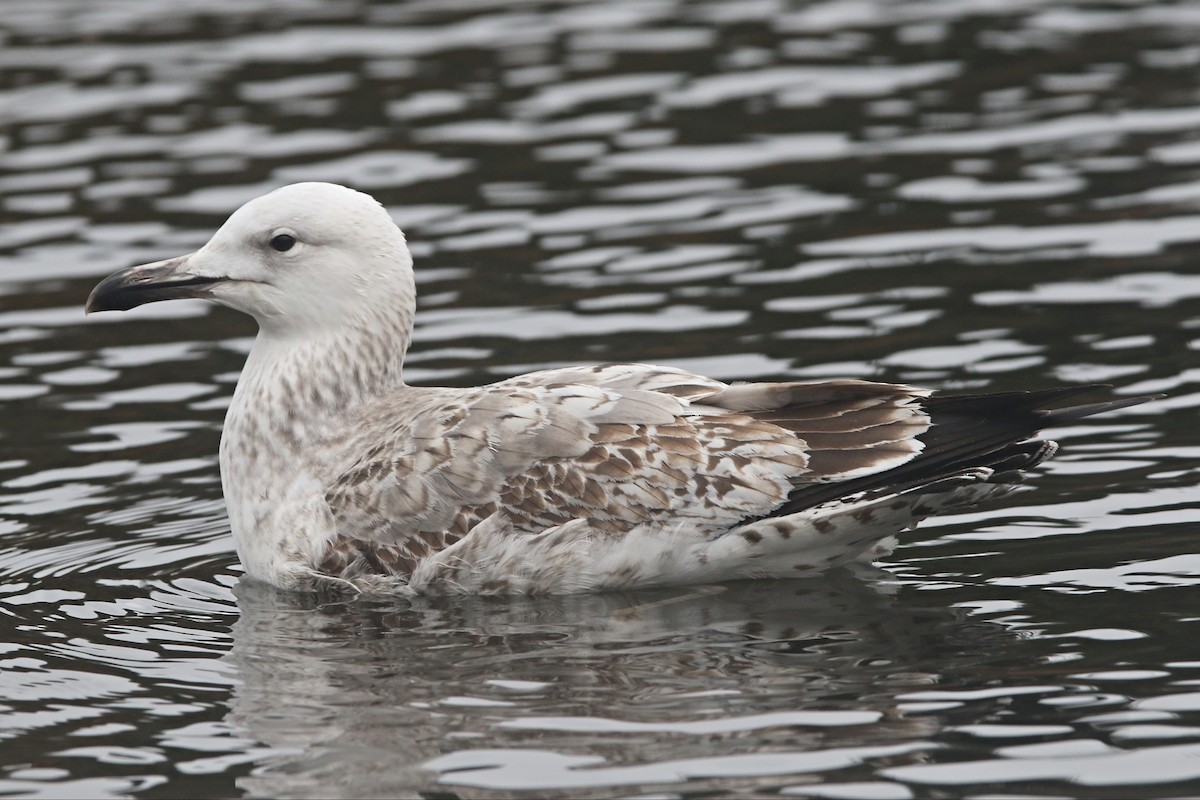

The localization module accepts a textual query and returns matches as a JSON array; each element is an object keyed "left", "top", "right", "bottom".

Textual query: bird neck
[{"left": 226, "top": 317, "right": 410, "bottom": 453}]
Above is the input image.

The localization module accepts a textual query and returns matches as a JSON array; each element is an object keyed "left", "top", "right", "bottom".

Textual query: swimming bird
[{"left": 86, "top": 182, "right": 1154, "bottom": 595}]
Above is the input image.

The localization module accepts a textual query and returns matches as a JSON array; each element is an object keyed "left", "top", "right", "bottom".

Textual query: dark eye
[{"left": 270, "top": 233, "right": 297, "bottom": 252}]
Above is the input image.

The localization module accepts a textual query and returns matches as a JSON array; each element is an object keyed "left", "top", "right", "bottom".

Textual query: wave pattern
[{"left": 1, "top": 0, "right": 1198, "bottom": 796}]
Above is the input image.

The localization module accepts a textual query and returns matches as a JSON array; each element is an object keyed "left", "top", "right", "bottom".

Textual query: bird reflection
[{"left": 224, "top": 571, "right": 1012, "bottom": 796}]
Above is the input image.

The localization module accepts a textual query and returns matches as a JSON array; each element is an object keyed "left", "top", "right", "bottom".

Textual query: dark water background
[{"left": 2, "top": 0, "right": 1200, "bottom": 797}]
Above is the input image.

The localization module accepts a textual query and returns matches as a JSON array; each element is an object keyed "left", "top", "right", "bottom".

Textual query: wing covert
[{"left": 319, "top": 368, "right": 934, "bottom": 577}]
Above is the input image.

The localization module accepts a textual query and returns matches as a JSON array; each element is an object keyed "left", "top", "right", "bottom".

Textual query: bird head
[{"left": 86, "top": 182, "right": 415, "bottom": 336}]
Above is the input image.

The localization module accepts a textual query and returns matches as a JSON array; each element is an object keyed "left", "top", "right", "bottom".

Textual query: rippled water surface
[{"left": 3, "top": 0, "right": 1200, "bottom": 796}]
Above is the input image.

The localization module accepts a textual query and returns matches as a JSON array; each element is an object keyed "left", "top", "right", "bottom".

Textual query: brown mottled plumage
[{"left": 85, "top": 183, "right": 1157, "bottom": 595}]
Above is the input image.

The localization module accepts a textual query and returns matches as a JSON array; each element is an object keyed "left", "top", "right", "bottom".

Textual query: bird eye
[{"left": 270, "top": 233, "right": 297, "bottom": 252}]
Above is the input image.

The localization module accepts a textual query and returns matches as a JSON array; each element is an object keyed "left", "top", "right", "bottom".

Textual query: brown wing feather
[
  {"left": 708, "top": 379, "right": 931, "bottom": 483},
  {"left": 761, "top": 385, "right": 1153, "bottom": 516}
]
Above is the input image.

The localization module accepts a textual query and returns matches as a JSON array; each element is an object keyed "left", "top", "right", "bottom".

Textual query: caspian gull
[{"left": 86, "top": 182, "right": 1155, "bottom": 595}]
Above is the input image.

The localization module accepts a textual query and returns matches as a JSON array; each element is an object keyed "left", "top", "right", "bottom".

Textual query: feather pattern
[
  {"left": 311, "top": 365, "right": 1141, "bottom": 595},
  {"left": 84, "top": 183, "right": 1159, "bottom": 595}
]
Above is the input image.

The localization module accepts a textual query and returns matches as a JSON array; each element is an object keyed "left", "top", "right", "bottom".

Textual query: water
[{"left": 1, "top": 0, "right": 1199, "bottom": 796}]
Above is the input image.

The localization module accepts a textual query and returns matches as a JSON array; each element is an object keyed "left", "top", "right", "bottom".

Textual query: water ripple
[{"left": 3, "top": 0, "right": 1200, "bottom": 796}]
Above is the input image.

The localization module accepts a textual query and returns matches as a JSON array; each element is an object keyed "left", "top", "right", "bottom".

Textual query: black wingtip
[
  {"left": 765, "top": 384, "right": 1162, "bottom": 516},
  {"left": 924, "top": 384, "right": 1161, "bottom": 420},
  {"left": 1038, "top": 391, "right": 1164, "bottom": 426}
]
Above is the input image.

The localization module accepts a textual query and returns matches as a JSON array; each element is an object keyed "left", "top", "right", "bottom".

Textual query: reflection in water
[
  {"left": 2, "top": 0, "right": 1200, "bottom": 796},
  {"left": 226, "top": 574, "right": 1200, "bottom": 796},
  {"left": 228, "top": 575, "right": 967, "bottom": 795}
]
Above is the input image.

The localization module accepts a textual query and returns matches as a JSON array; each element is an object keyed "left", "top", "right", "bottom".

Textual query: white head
[{"left": 87, "top": 182, "right": 416, "bottom": 339}]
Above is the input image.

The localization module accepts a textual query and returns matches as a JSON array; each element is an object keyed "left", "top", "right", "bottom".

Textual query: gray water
[{"left": 2, "top": 0, "right": 1199, "bottom": 797}]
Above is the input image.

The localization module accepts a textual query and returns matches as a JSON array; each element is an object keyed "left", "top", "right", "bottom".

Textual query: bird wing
[{"left": 317, "top": 365, "right": 932, "bottom": 578}]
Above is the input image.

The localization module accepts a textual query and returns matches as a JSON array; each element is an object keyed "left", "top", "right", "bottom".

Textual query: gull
[{"left": 86, "top": 182, "right": 1154, "bottom": 595}]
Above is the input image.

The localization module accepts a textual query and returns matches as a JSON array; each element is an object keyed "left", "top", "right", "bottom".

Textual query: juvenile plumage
[{"left": 86, "top": 182, "right": 1154, "bottom": 595}]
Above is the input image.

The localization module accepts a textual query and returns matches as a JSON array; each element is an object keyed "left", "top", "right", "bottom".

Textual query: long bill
[{"left": 86, "top": 255, "right": 225, "bottom": 313}]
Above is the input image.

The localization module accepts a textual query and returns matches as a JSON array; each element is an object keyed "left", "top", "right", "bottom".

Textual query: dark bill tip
[{"left": 85, "top": 256, "right": 224, "bottom": 314}]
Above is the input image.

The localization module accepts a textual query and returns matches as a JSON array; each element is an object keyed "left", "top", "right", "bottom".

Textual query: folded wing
[{"left": 318, "top": 366, "right": 941, "bottom": 580}]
